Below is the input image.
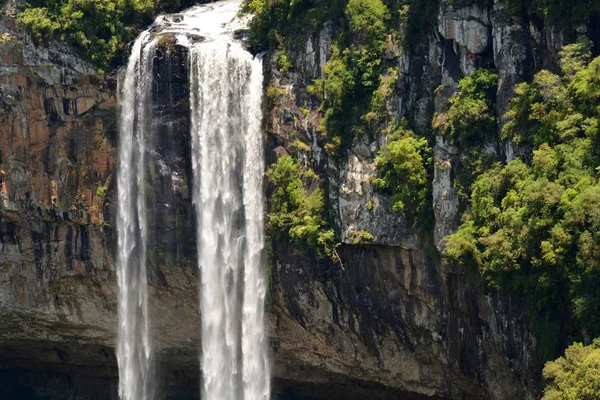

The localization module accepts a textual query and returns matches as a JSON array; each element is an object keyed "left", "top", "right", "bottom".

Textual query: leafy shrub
[
  {"left": 266, "top": 155, "right": 340, "bottom": 259},
  {"left": 18, "top": 0, "right": 193, "bottom": 71},
  {"left": 242, "top": 0, "right": 345, "bottom": 51},
  {"left": 542, "top": 339, "right": 600, "bottom": 400},
  {"left": 348, "top": 229, "right": 375, "bottom": 244},
  {"left": 346, "top": 0, "right": 389, "bottom": 47},
  {"left": 445, "top": 51, "right": 600, "bottom": 353},
  {"left": 276, "top": 51, "right": 293, "bottom": 74},
  {"left": 559, "top": 38, "right": 593, "bottom": 78},
  {"left": 434, "top": 69, "right": 498, "bottom": 145},
  {"left": 503, "top": 0, "right": 600, "bottom": 26},
  {"left": 373, "top": 126, "right": 432, "bottom": 222},
  {"left": 433, "top": 69, "right": 499, "bottom": 202}
]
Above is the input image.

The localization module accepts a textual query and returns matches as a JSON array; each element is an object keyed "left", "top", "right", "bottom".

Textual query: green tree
[
  {"left": 445, "top": 49, "right": 600, "bottom": 354},
  {"left": 18, "top": 0, "right": 193, "bottom": 71},
  {"left": 542, "top": 339, "right": 600, "bottom": 400},
  {"left": 373, "top": 126, "right": 432, "bottom": 222}
]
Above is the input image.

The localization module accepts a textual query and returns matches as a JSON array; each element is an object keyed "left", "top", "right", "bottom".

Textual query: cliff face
[
  {"left": 264, "top": 0, "right": 593, "bottom": 398},
  {"left": 0, "top": 0, "right": 591, "bottom": 399},
  {"left": 262, "top": 1, "right": 543, "bottom": 398}
]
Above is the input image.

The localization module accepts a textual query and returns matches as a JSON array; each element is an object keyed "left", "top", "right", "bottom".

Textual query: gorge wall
[{"left": 0, "top": 0, "right": 596, "bottom": 399}]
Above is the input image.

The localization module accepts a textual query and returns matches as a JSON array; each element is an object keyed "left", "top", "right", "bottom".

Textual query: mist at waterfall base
[{"left": 116, "top": 1, "right": 270, "bottom": 399}]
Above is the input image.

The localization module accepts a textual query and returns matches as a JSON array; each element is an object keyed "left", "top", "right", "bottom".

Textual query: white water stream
[
  {"left": 117, "top": 1, "right": 270, "bottom": 399},
  {"left": 116, "top": 29, "right": 155, "bottom": 400}
]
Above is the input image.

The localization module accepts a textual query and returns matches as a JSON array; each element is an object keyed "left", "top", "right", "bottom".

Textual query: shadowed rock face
[{"left": 1, "top": 1, "right": 592, "bottom": 399}]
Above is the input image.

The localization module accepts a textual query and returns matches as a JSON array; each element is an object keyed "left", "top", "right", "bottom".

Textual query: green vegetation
[
  {"left": 433, "top": 69, "right": 499, "bottom": 202},
  {"left": 346, "top": 0, "right": 389, "bottom": 46},
  {"left": 243, "top": 0, "right": 439, "bottom": 50},
  {"left": 18, "top": 0, "right": 193, "bottom": 71},
  {"left": 542, "top": 339, "right": 600, "bottom": 400},
  {"left": 307, "top": 0, "right": 394, "bottom": 156},
  {"left": 373, "top": 125, "right": 432, "bottom": 222},
  {"left": 445, "top": 44, "right": 600, "bottom": 355},
  {"left": 501, "top": 40, "right": 598, "bottom": 149},
  {"left": 348, "top": 229, "right": 375, "bottom": 244},
  {"left": 503, "top": 0, "right": 600, "bottom": 26},
  {"left": 266, "top": 155, "right": 340, "bottom": 259},
  {"left": 397, "top": 0, "right": 439, "bottom": 46},
  {"left": 245, "top": 0, "right": 441, "bottom": 230},
  {"left": 248, "top": 2, "right": 600, "bottom": 365},
  {"left": 276, "top": 51, "right": 293, "bottom": 74},
  {"left": 95, "top": 185, "right": 109, "bottom": 198},
  {"left": 242, "top": 0, "right": 345, "bottom": 51},
  {"left": 245, "top": 0, "right": 435, "bottom": 158}
]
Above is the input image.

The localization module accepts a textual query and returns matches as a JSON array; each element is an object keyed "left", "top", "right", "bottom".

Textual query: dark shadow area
[{"left": 0, "top": 341, "right": 446, "bottom": 400}]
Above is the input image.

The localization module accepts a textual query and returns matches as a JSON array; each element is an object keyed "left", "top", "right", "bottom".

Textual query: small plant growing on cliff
[
  {"left": 348, "top": 229, "right": 375, "bottom": 245},
  {"left": 266, "top": 155, "right": 340, "bottom": 260},
  {"left": 366, "top": 199, "right": 374, "bottom": 213},
  {"left": 265, "top": 84, "right": 285, "bottom": 108},
  {"left": 156, "top": 34, "right": 177, "bottom": 54},
  {"left": 276, "top": 51, "right": 293, "bottom": 74},
  {"left": 95, "top": 185, "right": 108, "bottom": 198}
]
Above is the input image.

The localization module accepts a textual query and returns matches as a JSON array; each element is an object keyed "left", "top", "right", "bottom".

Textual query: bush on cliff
[
  {"left": 444, "top": 44, "right": 600, "bottom": 357},
  {"left": 18, "top": 0, "right": 196, "bottom": 71},
  {"left": 266, "top": 155, "right": 339, "bottom": 260},
  {"left": 433, "top": 69, "right": 500, "bottom": 203},
  {"left": 373, "top": 125, "right": 432, "bottom": 224},
  {"left": 542, "top": 339, "right": 600, "bottom": 400},
  {"left": 503, "top": 0, "right": 600, "bottom": 26}
]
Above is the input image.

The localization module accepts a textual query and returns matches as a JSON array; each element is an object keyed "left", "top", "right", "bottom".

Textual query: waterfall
[
  {"left": 187, "top": 2, "right": 270, "bottom": 398},
  {"left": 116, "top": 1, "right": 270, "bottom": 399},
  {"left": 116, "top": 30, "right": 155, "bottom": 400},
  {"left": 190, "top": 42, "right": 269, "bottom": 399}
]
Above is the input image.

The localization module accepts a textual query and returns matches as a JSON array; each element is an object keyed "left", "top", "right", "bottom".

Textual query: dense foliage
[
  {"left": 18, "top": 0, "right": 193, "bottom": 71},
  {"left": 242, "top": 0, "right": 345, "bottom": 51},
  {"left": 266, "top": 155, "right": 339, "bottom": 259},
  {"left": 433, "top": 69, "right": 500, "bottom": 202},
  {"left": 373, "top": 125, "right": 432, "bottom": 223},
  {"left": 503, "top": 0, "right": 600, "bottom": 26},
  {"left": 307, "top": 0, "right": 394, "bottom": 156},
  {"left": 244, "top": 0, "right": 437, "bottom": 157},
  {"left": 445, "top": 43, "right": 600, "bottom": 353},
  {"left": 248, "top": 0, "right": 600, "bottom": 368},
  {"left": 542, "top": 339, "right": 600, "bottom": 399}
]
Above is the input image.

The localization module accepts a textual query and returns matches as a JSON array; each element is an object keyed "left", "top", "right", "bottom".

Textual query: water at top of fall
[{"left": 152, "top": 0, "right": 247, "bottom": 44}]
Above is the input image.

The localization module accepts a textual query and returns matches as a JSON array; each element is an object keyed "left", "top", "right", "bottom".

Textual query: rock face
[{"left": 0, "top": 1, "right": 593, "bottom": 399}]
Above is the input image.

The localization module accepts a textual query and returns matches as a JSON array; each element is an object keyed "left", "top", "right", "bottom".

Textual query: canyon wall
[{"left": 0, "top": 0, "right": 594, "bottom": 398}]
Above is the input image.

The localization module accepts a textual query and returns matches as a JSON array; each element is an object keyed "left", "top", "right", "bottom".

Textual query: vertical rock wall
[{"left": 0, "top": 0, "right": 595, "bottom": 399}]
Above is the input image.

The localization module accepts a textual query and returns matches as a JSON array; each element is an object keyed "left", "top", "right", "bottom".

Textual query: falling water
[
  {"left": 190, "top": 42, "right": 269, "bottom": 400},
  {"left": 117, "top": 0, "right": 270, "bottom": 399},
  {"left": 187, "top": 2, "right": 271, "bottom": 398},
  {"left": 116, "top": 31, "right": 155, "bottom": 400}
]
